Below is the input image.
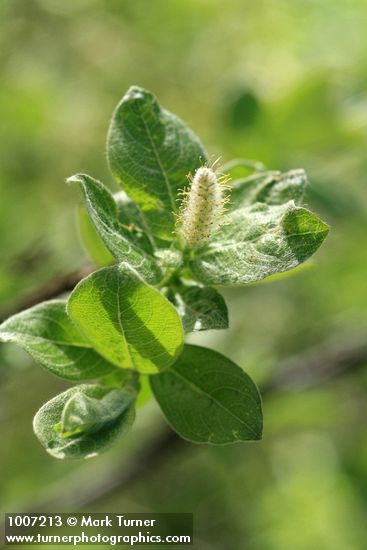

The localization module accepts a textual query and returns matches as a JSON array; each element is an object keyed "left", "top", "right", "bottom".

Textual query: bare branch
[
  {"left": 0, "top": 266, "right": 93, "bottom": 323},
  {"left": 262, "top": 331, "right": 367, "bottom": 395}
]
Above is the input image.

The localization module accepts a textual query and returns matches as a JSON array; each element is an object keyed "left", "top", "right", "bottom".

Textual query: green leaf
[
  {"left": 230, "top": 169, "right": 307, "bottom": 210},
  {"left": 221, "top": 158, "right": 266, "bottom": 180},
  {"left": 67, "top": 263, "right": 184, "bottom": 374},
  {"left": 68, "top": 174, "right": 161, "bottom": 284},
  {"left": 55, "top": 387, "right": 135, "bottom": 437},
  {"left": 150, "top": 344, "right": 262, "bottom": 444},
  {"left": 154, "top": 248, "right": 183, "bottom": 271},
  {"left": 100, "top": 369, "right": 152, "bottom": 408},
  {"left": 107, "top": 86, "right": 207, "bottom": 240},
  {"left": 256, "top": 261, "right": 314, "bottom": 284},
  {"left": 190, "top": 202, "right": 329, "bottom": 286},
  {"left": 33, "top": 385, "right": 135, "bottom": 459},
  {"left": 135, "top": 375, "right": 153, "bottom": 409},
  {"left": 77, "top": 189, "right": 155, "bottom": 267},
  {"left": 167, "top": 284, "right": 228, "bottom": 333},
  {"left": 115, "top": 191, "right": 156, "bottom": 254},
  {"left": 77, "top": 205, "right": 114, "bottom": 267},
  {"left": 0, "top": 300, "right": 116, "bottom": 381},
  {"left": 99, "top": 368, "right": 132, "bottom": 388}
]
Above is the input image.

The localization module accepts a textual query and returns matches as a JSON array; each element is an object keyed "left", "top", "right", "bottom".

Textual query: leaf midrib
[
  {"left": 84, "top": 186, "right": 155, "bottom": 261},
  {"left": 137, "top": 102, "right": 176, "bottom": 213},
  {"left": 199, "top": 224, "right": 328, "bottom": 258},
  {"left": 170, "top": 368, "right": 259, "bottom": 438},
  {"left": 116, "top": 273, "right": 135, "bottom": 369}
]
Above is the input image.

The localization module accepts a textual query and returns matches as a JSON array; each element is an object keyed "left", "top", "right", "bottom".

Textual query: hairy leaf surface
[
  {"left": 230, "top": 169, "right": 307, "bottom": 210},
  {"left": 33, "top": 385, "right": 135, "bottom": 459},
  {"left": 168, "top": 284, "right": 228, "bottom": 333},
  {"left": 68, "top": 174, "right": 161, "bottom": 284},
  {"left": 107, "top": 86, "right": 206, "bottom": 240},
  {"left": 115, "top": 191, "right": 156, "bottom": 254},
  {"left": 56, "top": 388, "right": 135, "bottom": 437},
  {"left": 191, "top": 202, "right": 329, "bottom": 286}
]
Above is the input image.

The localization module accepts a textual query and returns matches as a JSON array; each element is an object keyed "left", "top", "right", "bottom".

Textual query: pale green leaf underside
[
  {"left": 107, "top": 86, "right": 207, "bottom": 240},
  {"left": 191, "top": 201, "right": 329, "bottom": 286},
  {"left": 33, "top": 385, "right": 135, "bottom": 459},
  {"left": 77, "top": 205, "right": 114, "bottom": 267},
  {"left": 0, "top": 300, "right": 116, "bottom": 380},
  {"left": 77, "top": 191, "right": 154, "bottom": 267},
  {"left": 68, "top": 174, "right": 161, "bottom": 284},
  {"left": 170, "top": 284, "right": 228, "bottom": 333},
  {"left": 230, "top": 169, "right": 307, "bottom": 210},
  {"left": 67, "top": 264, "right": 184, "bottom": 375},
  {"left": 150, "top": 344, "right": 262, "bottom": 444},
  {"left": 57, "top": 387, "right": 135, "bottom": 437}
]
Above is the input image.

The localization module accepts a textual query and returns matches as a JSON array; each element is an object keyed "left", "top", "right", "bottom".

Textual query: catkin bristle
[{"left": 178, "top": 166, "right": 228, "bottom": 248}]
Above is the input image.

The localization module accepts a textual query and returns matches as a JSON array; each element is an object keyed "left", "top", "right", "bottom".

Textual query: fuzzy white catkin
[{"left": 179, "top": 166, "right": 226, "bottom": 248}]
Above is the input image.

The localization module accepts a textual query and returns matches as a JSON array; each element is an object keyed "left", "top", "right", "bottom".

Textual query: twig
[
  {"left": 262, "top": 331, "right": 367, "bottom": 395},
  {"left": 27, "top": 428, "right": 183, "bottom": 513},
  {"left": 0, "top": 266, "right": 93, "bottom": 323}
]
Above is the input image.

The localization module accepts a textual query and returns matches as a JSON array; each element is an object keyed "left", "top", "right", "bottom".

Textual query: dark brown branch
[
  {"left": 0, "top": 266, "right": 93, "bottom": 323},
  {"left": 262, "top": 331, "right": 367, "bottom": 395},
  {"left": 30, "top": 428, "right": 183, "bottom": 513}
]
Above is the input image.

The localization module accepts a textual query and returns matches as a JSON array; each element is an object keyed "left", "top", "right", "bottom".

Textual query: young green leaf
[
  {"left": 68, "top": 174, "right": 161, "bottom": 284},
  {"left": 190, "top": 202, "right": 329, "bottom": 286},
  {"left": 100, "top": 369, "right": 152, "bottom": 408},
  {"left": 154, "top": 248, "right": 183, "bottom": 273},
  {"left": 0, "top": 300, "right": 116, "bottom": 381},
  {"left": 56, "top": 387, "right": 135, "bottom": 437},
  {"left": 150, "top": 344, "right": 262, "bottom": 444},
  {"left": 167, "top": 284, "right": 228, "bottom": 333},
  {"left": 107, "top": 86, "right": 207, "bottom": 240},
  {"left": 33, "top": 385, "right": 135, "bottom": 459},
  {"left": 221, "top": 158, "right": 266, "bottom": 180},
  {"left": 77, "top": 190, "right": 155, "bottom": 267},
  {"left": 115, "top": 191, "right": 156, "bottom": 254},
  {"left": 230, "top": 169, "right": 307, "bottom": 210},
  {"left": 77, "top": 205, "right": 115, "bottom": 267},
  {"left": 67, "top": 263, "right": 184, "bottom": 374},
  {"left": 99, "top": 368, "right": 132, "bottom": 388}
]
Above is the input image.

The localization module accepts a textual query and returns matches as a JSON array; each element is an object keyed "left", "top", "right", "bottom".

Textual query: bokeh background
[{"left": 1, "top": 1, "right": 367, "bottom": 548}]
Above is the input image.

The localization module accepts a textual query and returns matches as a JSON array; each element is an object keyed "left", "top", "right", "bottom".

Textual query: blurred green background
[{"left": 1, "top": 0, "right": 367, "bottom": 548}]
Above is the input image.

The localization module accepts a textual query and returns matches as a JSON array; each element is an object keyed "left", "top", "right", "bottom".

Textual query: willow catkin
[{"left": 178, "top": 165, "right": 229, "bottom": 248}]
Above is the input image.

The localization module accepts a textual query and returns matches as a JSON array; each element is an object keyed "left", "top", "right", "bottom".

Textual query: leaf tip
[
  {"left": 125, "top": 85, "right": 145, "bottom": 98},
  {"left": 66, "top": 174, "right": 86, "bottom": 186},
  {"left": 122, "top": 85, "right": 154, "bottom": 106}
]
